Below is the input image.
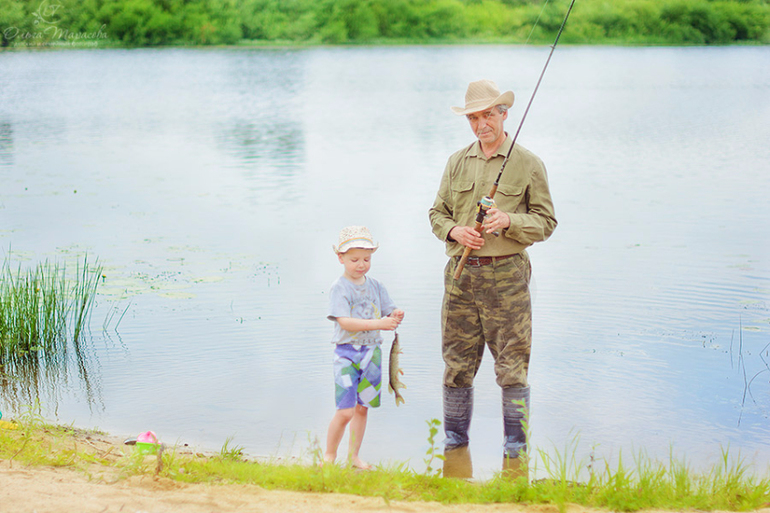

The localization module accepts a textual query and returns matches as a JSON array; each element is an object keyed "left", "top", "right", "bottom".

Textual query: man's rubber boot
[
  {"left": 443, "top": 444, "right": 473, "bottom": 479},
  {"left": 502, "top": 386, "right": 530, "bottom": 480},
  {"left": 502, "top": 453, "right": 527, "bottom": 480},
  {"left": 442, "top": 385, "right": 473, "bottom": 479}
]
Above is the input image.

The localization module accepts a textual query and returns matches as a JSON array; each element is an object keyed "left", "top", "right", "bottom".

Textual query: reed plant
[
  {"left": 0, "top": 254, "right": 102, "bottom": 410},
  {"left": 0, "top": 254, "right": 101, "bottom": 354}
]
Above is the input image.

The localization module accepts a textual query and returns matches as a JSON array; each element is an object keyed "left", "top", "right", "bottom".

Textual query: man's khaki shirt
[{"left": 429, "top": 135, "right": 557, "bottom": 258}]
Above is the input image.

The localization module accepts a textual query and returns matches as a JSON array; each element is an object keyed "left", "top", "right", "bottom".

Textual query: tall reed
[{"left": 0, "top": 254, "right": 102, "bottom": 409}]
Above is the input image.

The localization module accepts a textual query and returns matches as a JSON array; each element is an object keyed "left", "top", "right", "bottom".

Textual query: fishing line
[
  {"left": 500, "top": 0, "right": 576, "bottom": 179},
  {"left": 453, "top": 0, "right": 577, "bottom": 280},
  {"left": 524, "top": 0, "right": 552, "bottom": 45}
]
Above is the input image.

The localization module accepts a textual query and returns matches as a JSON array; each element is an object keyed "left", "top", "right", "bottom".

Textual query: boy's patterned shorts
[{"left": 333, "top": 344, "right": 382, "bottom": 409}]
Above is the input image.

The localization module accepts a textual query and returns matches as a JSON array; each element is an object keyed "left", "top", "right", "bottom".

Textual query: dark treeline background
[{"left": 1, "top": 0, "right": 768, "bottom": 47}]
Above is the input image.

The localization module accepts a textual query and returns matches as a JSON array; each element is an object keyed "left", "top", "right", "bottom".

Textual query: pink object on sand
[{"left": 136, "top": 431, "right": 159, "bottom": 444}]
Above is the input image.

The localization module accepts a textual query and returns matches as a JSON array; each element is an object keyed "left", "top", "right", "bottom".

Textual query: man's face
[{"left": 467, "top": 106, "right": 507, "bottom": 148}]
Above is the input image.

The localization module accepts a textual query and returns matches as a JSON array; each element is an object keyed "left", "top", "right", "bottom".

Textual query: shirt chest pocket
[
  {"left": 496, "top": 184, "right": 526, "bottom": 212},
  {"left": 450, "top": 181, "right": 475, "bottom": 205}
]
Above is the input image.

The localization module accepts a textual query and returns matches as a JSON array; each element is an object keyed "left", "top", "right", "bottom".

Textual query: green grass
[
  {"left": 0, "top": 254, "right": 101, "bottom": 353},
  {"left": 1, "top": 415, "right": 768, "bottom": 512},
  {"left": 0, "top": 253, "right": 102, "bottom": 409}
]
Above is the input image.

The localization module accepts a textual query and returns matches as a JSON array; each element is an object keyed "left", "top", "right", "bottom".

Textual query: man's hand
[
  {"left": 482, "top": 208, "right": 510, "bottom": 235},
  {"left": 449, "top": 226, "right": 485, "bottom": 250}
]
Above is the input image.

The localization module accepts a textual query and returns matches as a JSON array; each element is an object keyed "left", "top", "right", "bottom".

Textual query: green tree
[
  {"left": 101, "top": 0, "right": 167, "bottom": 45},
  {"left": 0, "top": 0, "right": 29, "bottom": 47},
  {"left": 368, "top": 0, "right": 424, "bottom": 39},
  {"left": 241, "top": 0, "right": 317, "bottom": 41},
  {"left": 192, "top": 0, "right": 242, "bottom": 45},
  {"left": 464, "top": 0, "right": 523, "bottom": 38},
  {"left": 314, "top": 0, "right": 380, "bottom": 43},
  {"left": 661, "top": 1, "right": 734, "bottom": 44},
  {"left": 424, "top": 0, "right": 466, "bottom": 38},
  {"left": 718, "top": 0, "right": 770, "bottom": 41},
  {"left": 1, "top": 0, "right": 768, "bottom": 47}
]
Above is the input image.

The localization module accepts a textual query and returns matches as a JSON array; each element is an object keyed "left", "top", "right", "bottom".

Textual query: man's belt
[{"left": 458, "top": 254, "right": 516, "bottom": 267}]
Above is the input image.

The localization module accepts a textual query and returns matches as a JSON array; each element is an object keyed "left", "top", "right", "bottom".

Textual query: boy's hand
[
  {"left": 389, "top": 309, "right": 405, "bottom": 323},
  {"left": 379, "top": 316, "right": 400, "bottom": 331}
]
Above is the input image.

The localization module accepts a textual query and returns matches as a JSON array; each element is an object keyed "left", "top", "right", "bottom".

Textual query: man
[{"left": 428, "top": 79, "right": 557, "bottom": 478}]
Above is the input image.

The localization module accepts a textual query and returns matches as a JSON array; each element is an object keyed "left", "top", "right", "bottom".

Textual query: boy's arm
[{"left": 336, "top": 316, "right": 400, "bottom": 332}]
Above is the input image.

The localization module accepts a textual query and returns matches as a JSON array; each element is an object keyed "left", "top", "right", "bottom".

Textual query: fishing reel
[{"left": 476, "top": 195, "right": 499, "bottom": 237}]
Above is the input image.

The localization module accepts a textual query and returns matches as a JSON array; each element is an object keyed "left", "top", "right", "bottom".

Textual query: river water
[{"left": 1, "top": 45, "right": 769, "bottom": 479}]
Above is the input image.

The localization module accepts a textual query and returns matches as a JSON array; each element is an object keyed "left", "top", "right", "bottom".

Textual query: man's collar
[{"left": 471, "top": 133, "right": 512, "bottom": 159}]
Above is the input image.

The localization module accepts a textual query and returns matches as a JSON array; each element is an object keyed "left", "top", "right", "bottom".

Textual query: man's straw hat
[
  {"left": 333, "top": 226, "right": 379, "bottom": 254},
  {"left": 451, "top": 79, "right": 515, "bottom": 116}
]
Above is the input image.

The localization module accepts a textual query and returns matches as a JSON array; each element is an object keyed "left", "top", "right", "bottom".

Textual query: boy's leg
[
  {"left": 348, "top": 345, "right": 381, "bottom": 469},
  {"left": 325, "top": 407, "right": 354, "bottom": 463},
  {"left": 348, "top": 404, "right": 370, "bottom": 469},
  {"left": 326, "top": 344, "right": 363, "bottom": 464}
]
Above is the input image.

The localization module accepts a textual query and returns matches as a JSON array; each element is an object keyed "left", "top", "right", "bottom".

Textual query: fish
[{"left": 388, "top": 332, "right": 406, "bottom": 406}]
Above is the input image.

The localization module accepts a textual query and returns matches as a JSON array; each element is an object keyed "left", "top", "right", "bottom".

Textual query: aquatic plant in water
[{"left": 0, "top": 254, "right": 102, "bottom": 411}]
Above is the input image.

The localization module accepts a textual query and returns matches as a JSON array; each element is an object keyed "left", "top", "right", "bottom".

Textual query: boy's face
[{"left": 338, "top": 248, "right": 373, "bottom": 283}]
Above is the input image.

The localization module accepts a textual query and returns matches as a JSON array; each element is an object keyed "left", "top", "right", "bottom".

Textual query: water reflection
[
  {"left": 213, "top": 50, "right": 306, "bottom": 200},
  {"left": 0, "top": 332, "right": 103, "bottom": 415},
  {"left": 216, "top": 120, "right": 303, "bottom": 172},
  {"left": 0, "top": 46, "right": 767, "bottom": 479},
  {"left": 0, "top": 121, "right": 12, "bottom": 166}
]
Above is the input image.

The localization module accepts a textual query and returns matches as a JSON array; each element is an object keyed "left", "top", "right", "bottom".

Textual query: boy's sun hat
[
  {"left": 451, "top": 79, "right": 514, "bottom": 116},
  {"left": 333, "top": 226, "right": 379, "bottom": 254}
]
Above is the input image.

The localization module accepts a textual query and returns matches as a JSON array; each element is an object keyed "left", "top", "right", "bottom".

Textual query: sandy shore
[
  {"left": 1, "top": 463, "right": 525, "bottom": 513},
  {"left": 1, "top": 463, "right": 568, "bottom": 513},
  {"left": 0, "top": 429, "right": 531, "bottom": 513},
  {"left": 2, "top": 429, "right": 769, "bottom": 513}
]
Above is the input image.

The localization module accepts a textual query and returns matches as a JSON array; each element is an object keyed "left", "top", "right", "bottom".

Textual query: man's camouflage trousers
[{"left": 441, "top": 251, "right": 532, "bottom": 389}]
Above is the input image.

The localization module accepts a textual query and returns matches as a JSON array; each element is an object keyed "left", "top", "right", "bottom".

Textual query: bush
[
  {"left": 660, "top": 1, "right": 735, "bottom": 44},
  {"left": 1, "top": 0, "right": 768, "bottom": 46}
]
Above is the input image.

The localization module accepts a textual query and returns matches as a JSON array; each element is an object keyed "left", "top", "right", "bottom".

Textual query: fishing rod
[{"left": 453, "top": 0, "right": 576, "bottom": 280}]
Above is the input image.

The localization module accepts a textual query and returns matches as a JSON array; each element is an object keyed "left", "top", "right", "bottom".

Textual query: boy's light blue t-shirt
[{"left": 327, "top": 275, "right": 397, "bottom": 346}]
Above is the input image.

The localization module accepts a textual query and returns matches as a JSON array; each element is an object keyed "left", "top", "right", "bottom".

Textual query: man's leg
[
  {"left": 442, "top": 385, "right": 474, "bottom": 478},
  {"left": 441, "top": 259, "right": 484, "bottom": 478},
  {"left": 478, "top": 253, "right": 533, "bottom": 478},
  {"left": 502, "top": 385, "right": 530, "bottom": 479}
]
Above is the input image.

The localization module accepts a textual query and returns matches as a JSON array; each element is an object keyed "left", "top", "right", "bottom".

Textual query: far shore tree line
[{"left": 1, "top": 0, "right": 768, "bottom": 47}]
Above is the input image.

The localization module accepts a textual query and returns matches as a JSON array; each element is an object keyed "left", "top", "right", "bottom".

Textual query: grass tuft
[
  {"left": 0, "top": 253, "right": 103, "bottom": 411},
  {"left": 1, "top": 416, "right": 769, "bottom": 512}
]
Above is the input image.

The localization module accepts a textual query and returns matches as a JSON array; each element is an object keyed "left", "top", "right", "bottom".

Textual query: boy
[{"left": 324, "top": 226, "right": 405, "bottom": 469}]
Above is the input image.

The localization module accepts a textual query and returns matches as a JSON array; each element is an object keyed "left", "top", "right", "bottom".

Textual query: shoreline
[
  {"left": 0, "top": 423, "right": 535, "bottom": 513},
  {"left": 3, "top": 422, "right": 770, "bottom": 513}
]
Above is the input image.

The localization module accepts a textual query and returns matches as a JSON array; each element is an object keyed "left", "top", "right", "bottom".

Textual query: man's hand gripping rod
[{"left": 453, "top": 0, "right": 576, "bottom": 281}]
